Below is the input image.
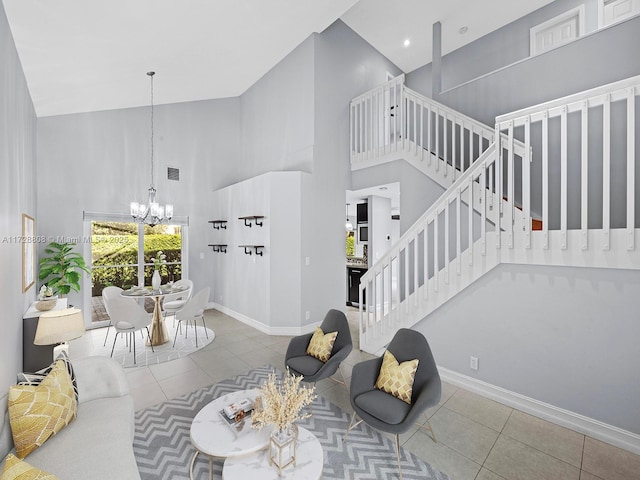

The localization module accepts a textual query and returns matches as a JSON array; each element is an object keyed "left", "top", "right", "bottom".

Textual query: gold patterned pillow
[
  {"left": 8, "top": 360, "right": 77, "bottom": 459},
  {"left": 306, "top": 327, "right": 338, "bottom": 363},
  {"left": 0, "top": 454, "right": 59, "bottom": 480},
  {"left": 374, "top": 350, "right": 420, "bottom": 404}
]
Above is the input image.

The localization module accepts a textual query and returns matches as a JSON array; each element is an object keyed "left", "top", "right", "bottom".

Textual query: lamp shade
[{"left": 34, "top": 308, "right": 85, "bottom": 345}]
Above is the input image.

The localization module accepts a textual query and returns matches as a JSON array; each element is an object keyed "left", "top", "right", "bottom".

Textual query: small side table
[
  {"left": 23, "top": 298, "right": 68, "bottom": 371},
  {"left": 222, "top": 427, "right": 323, "bottom": 480}
]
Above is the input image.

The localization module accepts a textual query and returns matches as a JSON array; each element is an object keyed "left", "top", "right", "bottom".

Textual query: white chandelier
[{"left": 130, "top": 71, "right": 173, "bottom": 226}]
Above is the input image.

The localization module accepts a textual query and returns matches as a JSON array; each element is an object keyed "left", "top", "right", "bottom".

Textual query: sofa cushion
[
  {"left": 8, "top": 361, "right": 77, "bottom": 458},
  {"left": 24, "top": 395, "right": 139, "bottom": 480},
  {"left": 286, "top": 355, "right": 324, "bottom": 377},
  {"left": 306, "top": 327, "right": 337, "bottom": 363},
  {"left": 374, "top": 350, "right": 419, "bottom": 404},
  {"left": 0, "top": 453, "right": 58, "bottom": 480},
  {"left": 16, "top": 352, "right": 78, "bottom": 403},
  {"left": 354, "top": 389, "right": 412, "bottom": 425}
]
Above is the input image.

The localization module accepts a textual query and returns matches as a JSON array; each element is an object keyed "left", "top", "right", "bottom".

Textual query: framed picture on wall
[{"left": 22, "top": 213, "right": 35, "bottom": 292}]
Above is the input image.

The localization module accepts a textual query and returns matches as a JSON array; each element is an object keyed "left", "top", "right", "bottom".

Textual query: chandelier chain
[{"left": 149, "top": 71, "right": 155, "bottom": 189}]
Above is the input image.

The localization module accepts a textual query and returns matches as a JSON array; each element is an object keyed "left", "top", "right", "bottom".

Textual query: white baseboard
[
  {"left": 210, "top": 303, "right": 319, "bottom": 336},
  {"left": 439, "top": 367, "right": 640, "bottom": 456}
]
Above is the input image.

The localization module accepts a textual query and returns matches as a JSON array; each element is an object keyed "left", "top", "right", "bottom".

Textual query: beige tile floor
[{"left": 74, "top": 308, "right": 640, "bottom": 480}]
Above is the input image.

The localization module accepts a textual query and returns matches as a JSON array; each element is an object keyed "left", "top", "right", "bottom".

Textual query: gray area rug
[
  {"left": 133, "top": 365, "right": 450, "bottom": 480},
  {"left": 74, "top": 323, "right": 214, "bottom": 368}
]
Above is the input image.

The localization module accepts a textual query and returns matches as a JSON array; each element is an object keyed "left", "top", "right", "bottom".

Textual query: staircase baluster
[
  {"left": 444, "top": 201, "right": 450, "bottom": 284},
  {"left": 603, "top": 94, "right": 611, "bottom": 251},
  {"left": 481, "top": 165, "right": 487, "bottom": 256},
  {"left": 468, "top": 177, "right": 474, "bottom": 266},
  {"left": 542, "top": 112, "right": 549, "bottom": 250},
  {"left": 581, "top": 102, "right": 589, "bottom": 251},
  {"left": 524, "top": 115, "right": 531, "bottom": 249},
  {"left": 507, "top": 120, "right": 515, "bottom": 249},
  {"left": 456, "top": 189, "right": 462, "bottom": 274},
  {"left": 627, "top": 87, "right": 636, "bottom": 251},
  {"left": 420, "top": 98, "right": 424, "bottom": 162},
  {"left": 561, "top": 106, "right": 568, "bottom": 250}
]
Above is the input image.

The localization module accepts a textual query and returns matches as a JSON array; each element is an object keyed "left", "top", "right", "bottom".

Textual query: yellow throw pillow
[
  {"left": 306, "top": 327, "right": 338, "bottom": 363},
  {"left": 374, "top": 350, "right": 420, "bottom": 404},
  {"left": 0, "top": 454, "right": 59, "bottom": 480},
  {"left": 8, "top": 360, "right": 77, "bottom": 459}
]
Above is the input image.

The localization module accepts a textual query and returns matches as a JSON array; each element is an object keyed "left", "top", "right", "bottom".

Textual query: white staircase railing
[
  {"left": 496, "top": 75, "right": 640, "bottom": 254},
  {"left": 350, "top": 75, "right": 526, "bottom": 189},
  {"left": 357, "top": 75, "right": 640, "bottom": 354}
]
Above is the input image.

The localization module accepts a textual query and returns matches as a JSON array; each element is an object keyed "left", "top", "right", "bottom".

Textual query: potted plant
[{"left": 38, "top": 241, "right": 90, "bottom": 296}]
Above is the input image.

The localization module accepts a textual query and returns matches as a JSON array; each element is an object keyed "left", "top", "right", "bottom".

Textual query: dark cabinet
[
  {"left": 347, "top": 267, "right": 367, "bottom": 306},
  {"left": 356, "top": 202, "right": 368, "bottom": 224}
]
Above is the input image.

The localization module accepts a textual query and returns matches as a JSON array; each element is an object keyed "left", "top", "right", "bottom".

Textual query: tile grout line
[{"left": 473, "top": 408, "right": 515, "bottom": 479}]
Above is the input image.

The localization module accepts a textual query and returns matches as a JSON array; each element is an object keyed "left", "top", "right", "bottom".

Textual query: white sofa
[{"left": 0, "top": 356, "right": 141, "bottom": 479}]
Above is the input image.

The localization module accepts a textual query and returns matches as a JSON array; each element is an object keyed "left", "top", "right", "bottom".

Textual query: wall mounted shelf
[
  {"left": 208, "top": 244, "right": 228, "bottom": 253},
  {"left": 239, "top": 245, "right": 264, "bottom": 256},
  {"left": 208, "top": 220, "right": 228, "bottom": 229},
  {"left": 238, "top": 215, "right": 264, "bottom": 227}
]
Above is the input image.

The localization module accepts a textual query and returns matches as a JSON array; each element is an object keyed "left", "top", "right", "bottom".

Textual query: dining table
[{"left": 120, "top": 283, "right": 189, "bottom": 346}]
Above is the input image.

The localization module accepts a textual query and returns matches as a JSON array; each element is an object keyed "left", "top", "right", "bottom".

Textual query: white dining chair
[
  {"left": 101, "top": 286, "right": 127, "bottom": 346},
  {"left": 173, "top": 287, "right": 210, "bottom": 348},
  {"left": 162, "top": 278, "right": 194, "bottom": 322},
  {"left": 108, "top": 296, "right": 154, "bottom": 364}
]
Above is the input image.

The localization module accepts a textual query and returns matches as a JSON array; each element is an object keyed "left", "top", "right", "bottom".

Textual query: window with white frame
[
  {"left": 598, "top": 0, "right": 640, "bottom": 27},
  {"left": 530, "top": 5, "right": 586, "bottom": 56}
]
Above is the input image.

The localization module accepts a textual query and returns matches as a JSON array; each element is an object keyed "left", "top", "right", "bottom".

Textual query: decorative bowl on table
[{"left": 35, "top": 298, "right": 57, "bottom": 311}]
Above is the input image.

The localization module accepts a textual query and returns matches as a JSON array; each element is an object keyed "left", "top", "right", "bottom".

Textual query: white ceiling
[{"left": 3, "top": 0, "right": 555, "bottom": 117}]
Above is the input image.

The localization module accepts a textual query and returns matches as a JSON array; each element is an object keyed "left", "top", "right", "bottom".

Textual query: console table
[{"left": 23, "top": 298, "right": 68, "bottom": 371}]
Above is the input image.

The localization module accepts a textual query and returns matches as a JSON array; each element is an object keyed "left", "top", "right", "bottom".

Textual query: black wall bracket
[
  {"left": 238, "top": 215, "right": 264, "bottom": 227},
  {"left": 239, "top": 245, "right": 264, "bottom": 256}
]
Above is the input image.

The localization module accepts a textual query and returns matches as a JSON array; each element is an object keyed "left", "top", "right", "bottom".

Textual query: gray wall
[
  {"left": 406, "top": 0, "right": 640, "bottom": 126},
  {"left": 36, "top": 97, "right": 241, "bottom": 311},
  {"left": 209, "top": 172, "right": 303, "bottom": 330},
  {"left": 415, "top": 263, "right": 640, "bottom": 435},
  {"left": 396, "top": 3, "right": 640, "bottom": 437},
  {"left": 216, "top": 20, "right": 402, "bottom": 328},
  {"left": 307, "top": 20, "right": 402, "bottom": 324},
  {"left": 352, "top": 160, "right": 445, "bottom": 234},
  {"left": 240, "top": 36, "right": 315, "bottom": 179},
  {"left": 0, "top": 4, "right": 37, "bottom": 389}
]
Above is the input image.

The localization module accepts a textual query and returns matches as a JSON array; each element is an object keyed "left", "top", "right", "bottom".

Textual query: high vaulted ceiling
[{"left": 3, "top": 0, "right": 554, "bottom": 117}]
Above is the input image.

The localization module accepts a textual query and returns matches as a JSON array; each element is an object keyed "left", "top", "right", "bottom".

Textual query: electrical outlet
[
  {"left": 305, "top": 311, "right": 311, "bottom": 320},
  {"left": 305, "top": 257, "right": 311, "bottom": 266},
  {"left": 470, "top": 356, "right": 479, "bottom": 371},
  {"left": 199, "top": 252, "right": 205, "bottom": 259}
]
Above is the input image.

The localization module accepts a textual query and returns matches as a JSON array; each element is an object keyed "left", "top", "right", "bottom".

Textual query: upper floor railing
[{"left": 350, "top": 75, "right": 526, "bottom": 185}]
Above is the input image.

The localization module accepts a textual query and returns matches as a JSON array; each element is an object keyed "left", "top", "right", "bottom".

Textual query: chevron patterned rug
[{"left": 133, "top": 365, "right": 450, "bottom": 480}]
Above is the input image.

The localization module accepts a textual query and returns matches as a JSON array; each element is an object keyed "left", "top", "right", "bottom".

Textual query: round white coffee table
[
  {"left": 222, "top": 426, "right": 323, "bottom": 480},
  {"left": 190, "top": 389, "right": 271, "bottom": 480}
]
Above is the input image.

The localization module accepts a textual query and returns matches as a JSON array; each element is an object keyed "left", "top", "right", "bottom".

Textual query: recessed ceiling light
[
  {"left": 403, "top": 38, "right": 411, "bottom": 47},
  {"left": 459, "top": 26, "right": 469, "bottom": 35}
]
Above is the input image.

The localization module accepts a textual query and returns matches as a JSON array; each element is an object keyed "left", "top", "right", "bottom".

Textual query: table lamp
[{"left": 34, "top": 308, "right": 85, "bottom": 360}]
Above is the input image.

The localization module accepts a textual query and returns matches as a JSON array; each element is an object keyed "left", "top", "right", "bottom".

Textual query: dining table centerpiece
[
  {"left": 251, "top": 369, "right": 316, "bottom": 476},
  {"left": 150, "top": 250, "right": 167, "bottom": 291}
]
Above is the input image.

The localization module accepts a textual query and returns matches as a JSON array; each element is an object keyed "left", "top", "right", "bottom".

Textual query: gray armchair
[
  {"left": 285, "top": 309, "right": 353, "bottom": 383},
  {"left": 345, "top": 328, "right": 441, "bottom": 479}
]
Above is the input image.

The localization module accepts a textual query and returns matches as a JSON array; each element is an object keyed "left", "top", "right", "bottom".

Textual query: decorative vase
[
  {"left": 152, "top": 270, "right": 161, "bottom": 291},
  {"left": 268, "top": 424, "right": 298, "bottom": 475}
]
